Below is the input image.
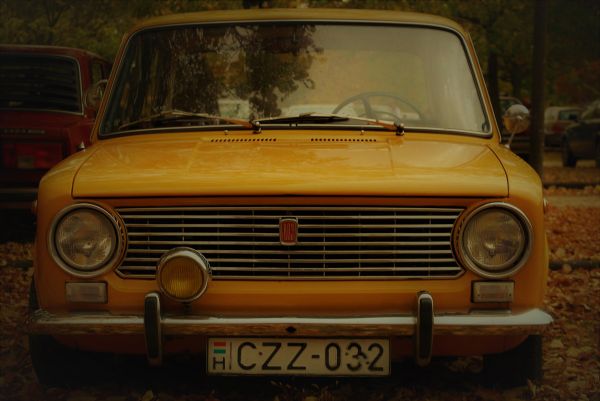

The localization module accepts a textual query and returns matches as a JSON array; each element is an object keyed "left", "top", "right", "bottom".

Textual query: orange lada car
[{"left": 28, "top": 9, "right": 552, "bottom": 386}]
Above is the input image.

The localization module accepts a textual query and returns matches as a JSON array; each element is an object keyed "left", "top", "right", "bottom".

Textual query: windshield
[
  {"left": 0, "top": 53, "right": 81, "bottom": 113},
  {"left": 101, "top": 23, "right": 489, "bottom": 136}
]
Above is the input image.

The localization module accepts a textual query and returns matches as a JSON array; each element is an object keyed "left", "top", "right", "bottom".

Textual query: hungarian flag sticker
[{"left": 208, "top": 339, "right": 230, "bottom": 372}]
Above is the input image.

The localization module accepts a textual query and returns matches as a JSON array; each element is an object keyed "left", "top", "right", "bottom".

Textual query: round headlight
[
  {"left": 460, "top": 203, "right": 532, "bottom": 278},
  {"left": 50, "top": 204, "right": 122, "bottom": 277},
  {"left": 157, "top": 248, "right": 209, "bottom": 303}
]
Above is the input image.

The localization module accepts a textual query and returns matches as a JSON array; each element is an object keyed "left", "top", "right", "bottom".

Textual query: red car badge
[{"left": 279, "top": 218, "right": 299, "bottom": 245}]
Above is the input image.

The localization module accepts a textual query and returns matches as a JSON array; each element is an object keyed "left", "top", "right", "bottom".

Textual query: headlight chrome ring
[
  {"left": 49, "top": 203, "right": 124, "bottom": 278},
  {"left": 458, "top": 202, "right": 533, "bottom": 279}
]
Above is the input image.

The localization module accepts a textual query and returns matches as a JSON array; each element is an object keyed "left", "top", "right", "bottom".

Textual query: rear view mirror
[
  {"left": 84, "top": 79, "right": 108, "bottom": 113},
  {"left": 503, "top": 104, "right": 530, "bottom": 135},
  {"left": 502, "top": 104, "right": 530, "bottom": 149}
]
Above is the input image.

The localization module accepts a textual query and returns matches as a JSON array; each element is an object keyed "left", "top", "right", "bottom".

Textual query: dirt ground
[{"left": 0, "top": 153, "right": 599, "bottom": 401}]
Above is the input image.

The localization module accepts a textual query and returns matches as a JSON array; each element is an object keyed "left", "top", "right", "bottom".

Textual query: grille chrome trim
[{"left": 116, "top": 206, "right": 464, "bottom": 280}]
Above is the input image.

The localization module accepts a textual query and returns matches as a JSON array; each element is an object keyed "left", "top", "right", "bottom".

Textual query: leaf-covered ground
[
  {"left": 544, "top": 166, "right": 600, "bottom": 186},
  {"left": 545, "top": 204, "right": 600, "bottom": 262},
  {"left": 542, "top": 151, "right": 599, "bottom": 185}
]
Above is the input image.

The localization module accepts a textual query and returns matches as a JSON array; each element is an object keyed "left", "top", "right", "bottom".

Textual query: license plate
[{"left": 207, "top": 338, "right": 389, "bottom": 376}]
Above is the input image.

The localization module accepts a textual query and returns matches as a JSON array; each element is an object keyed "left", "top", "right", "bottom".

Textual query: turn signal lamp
[
  {"left": 157, "top": 248, "right": 209, "bottom": 302},
  {"left": 472, "top": 281, "right": 514, "bottom": 303}
]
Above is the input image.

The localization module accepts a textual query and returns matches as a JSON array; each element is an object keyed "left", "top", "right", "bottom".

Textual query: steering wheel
[{"left": 332, "top": 91, "right": 422, "bottom": 121}]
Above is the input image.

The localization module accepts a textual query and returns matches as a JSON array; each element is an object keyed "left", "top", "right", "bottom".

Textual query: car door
[{"left": 569, "top": 101, "right": 600, "bottom": 158}]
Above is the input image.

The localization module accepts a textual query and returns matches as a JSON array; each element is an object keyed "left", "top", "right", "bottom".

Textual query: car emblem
[{"left": 279, "top": 217, "right": 299, "bottom": 246}]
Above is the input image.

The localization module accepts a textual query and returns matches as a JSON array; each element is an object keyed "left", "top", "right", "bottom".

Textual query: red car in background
[
  {"left": 544, "top": 106, "right": 581, "bottom": 148},
  {"left": 0, "top": 45, "right": 111, "bottom": 209}
]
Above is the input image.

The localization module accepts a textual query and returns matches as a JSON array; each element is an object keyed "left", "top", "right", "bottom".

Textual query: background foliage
[{"left": 1, "top": 0, "right": 598, "bottom": 107}]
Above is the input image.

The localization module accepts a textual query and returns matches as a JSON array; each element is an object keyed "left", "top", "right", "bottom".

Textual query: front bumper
[
  {"left": 29, "top": 292, "right": 553, "bottom": 366},
  {"left": 27, "top": 308, "right": 554, "bottom": 336}
]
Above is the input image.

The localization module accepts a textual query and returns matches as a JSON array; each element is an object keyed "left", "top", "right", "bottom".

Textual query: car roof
[
  {"left": 0, "top": 44, "right": 108, "bottom": 62},
  {"left": 129, "top": 8, "right": 466, "bottom": 35}
]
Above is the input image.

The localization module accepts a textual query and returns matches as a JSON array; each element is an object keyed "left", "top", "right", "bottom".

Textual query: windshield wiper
[
  {"left": 253, "top": 113, "right": 404, "bottom": 135},
  {"left": 117, "top": 109, "right": 254, "bottom": 131},
  {"left": 254, "top": 113, "right": 349, "bottom": 125},
  {"left": 117, "top": 110, "right": 404, "bottom": 135}
]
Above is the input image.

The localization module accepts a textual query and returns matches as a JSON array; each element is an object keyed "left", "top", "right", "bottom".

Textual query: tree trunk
[{"left": 530, "top": 0, "right": 548, "bottom": 177}]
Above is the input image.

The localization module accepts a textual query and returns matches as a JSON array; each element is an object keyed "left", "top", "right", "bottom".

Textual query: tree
[
  {"left": 546, "top": 0, "right": 600, "bottom": 105},
  {"left": 0, "top": 0, "right": 245, "bottom": 60},
  {"left": 1, "top": 0, "right": 596, "bottom": 107},
  {"left": 530, "top": 0, "right": 548, "bottom": 176}
]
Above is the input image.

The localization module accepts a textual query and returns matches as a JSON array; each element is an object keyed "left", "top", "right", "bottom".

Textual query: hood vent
[
  {"left": 311, "top": 138, "right": 378, "bottom": 143},
  {"left": 209, "top": 137, "right": 378, "bottom": 143},
  {"left": 210, "top": 138, "right": 277, "bottom": 143}
]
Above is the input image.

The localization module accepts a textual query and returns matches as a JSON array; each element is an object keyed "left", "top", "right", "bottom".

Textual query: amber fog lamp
[{"left": 157, "top": 248, "right": 210, "bottom": 302}]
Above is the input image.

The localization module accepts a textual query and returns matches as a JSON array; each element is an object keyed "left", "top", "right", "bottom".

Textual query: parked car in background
[
  {"left": 499, "top": 96, "right": 531, "bottom": 161},
  {"left": 0, "top": 45, "right": 111, "bottom": 209},
  {"left": 28, "top": 9, "right": 551, "bottom": 388},
  {"left": 561, "top": 98, "right": 600, "bottom": 167},
  {"left": 544, "top": 106, "right": 581, "bottom": 148}
]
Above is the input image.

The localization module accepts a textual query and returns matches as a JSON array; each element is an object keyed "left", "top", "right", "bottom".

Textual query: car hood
[{"left": 73, "top": 133, "right": 507, "bottom": 198}]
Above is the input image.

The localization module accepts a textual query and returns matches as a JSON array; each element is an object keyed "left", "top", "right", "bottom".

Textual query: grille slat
[
  {"left": 127, "top": 240, "right": 452, "bottom": 247},
  {"left": 119, "top": 206, "right": 462, "bottom": 212},
  {"left": 124, "top": 257, "right": 456, "bottom": 264},
  {"left": 124, "top": 223, "right": 454, "bottom": 229},
  {"left": 124, "top": 248, "right": 452, "bottom": 257},
  {"left": 126, "top": 232, "right": 451, "bottom": 238},
  {"left": 119, "top": 214, "right": 456, "bottom": 220},
  {"left": 198, "top": 266, "right": 462, "bottom": 273},
  {"left": 116, "top": 206, "right": 464, "bottom": 280}
]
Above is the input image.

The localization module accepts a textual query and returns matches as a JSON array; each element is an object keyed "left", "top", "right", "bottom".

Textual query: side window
[{"left": 91, "top": 61, "right": 104, "bottom": 84}]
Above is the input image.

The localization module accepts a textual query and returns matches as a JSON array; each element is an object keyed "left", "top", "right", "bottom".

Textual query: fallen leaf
[{"left": 141, "top": 390, "right": 155, "bottom": 401}]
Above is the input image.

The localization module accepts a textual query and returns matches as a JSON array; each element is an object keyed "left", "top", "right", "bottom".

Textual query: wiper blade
[
  {"left": 254, "top": 113, "right": 350, "bottom": 125},
  {"left": 118, "top": 109, "right": 254, "bottom": 131},
  {"left": 253, "top": 113, "right": 404, "bottom": 135}
]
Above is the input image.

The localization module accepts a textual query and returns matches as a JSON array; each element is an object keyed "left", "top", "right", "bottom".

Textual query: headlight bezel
[
  {"left": 458, "top": 202, "right": 533, "bottom": 279},
  {"left": 49, "top": 203, "right": 125, "bottom": 278}
]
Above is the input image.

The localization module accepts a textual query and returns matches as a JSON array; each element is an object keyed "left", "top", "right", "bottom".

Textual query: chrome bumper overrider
[{"left": 28, "top": 292, "right": 553, "bottom": 366}]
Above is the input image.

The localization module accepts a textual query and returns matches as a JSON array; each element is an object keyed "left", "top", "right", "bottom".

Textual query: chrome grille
[{"left": 116, "top": 206, "right": 464, "bottom": 280}]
